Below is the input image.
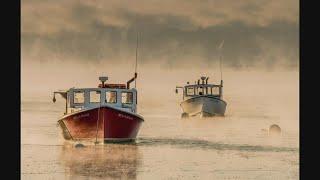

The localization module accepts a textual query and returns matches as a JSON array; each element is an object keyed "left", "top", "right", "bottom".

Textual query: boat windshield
[
  {"left": 122, "top": 92, "right": 133, "bottom": 104},
  {"left": 89, "top": 90, "right": 100, "bottom": 103},
  {"left": 186, "top": 87, "right": 195, "bottom": 96},
  {"left": 106, "top": 91, "right": 117, "bottom": 103},
  {"left": 67, "top": 88, "right": 137, "bottom": 114},
  {"left": 74, "top": 91, "right": 85, "bottom": 104}
]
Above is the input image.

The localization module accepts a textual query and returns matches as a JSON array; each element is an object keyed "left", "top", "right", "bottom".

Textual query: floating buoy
[
  {"left": 74, "top": 143, "right": 85, "bottom": 148},
  {"left": 269, "top": 124, "right": 281, "bottom": 135},
  {"left": 181, "top": 112, "right": 189, "bottom": 119}
]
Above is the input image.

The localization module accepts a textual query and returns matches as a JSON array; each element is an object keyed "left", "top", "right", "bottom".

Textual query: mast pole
[
  {"left": 220, "top": 53, "right": 222, "bottom": 81},
  {"left": 135, "top": 31, "right": 138, "bottom": 88},
  {"left": 218, "top": 40, "right": 224, "bottom": 82},
  {"left": 218, "top": 40, "right": 224, "bottom": 98}
]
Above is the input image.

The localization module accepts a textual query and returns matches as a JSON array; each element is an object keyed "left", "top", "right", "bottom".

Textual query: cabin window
[
  {"left": 106, "top": 91, "right": 117, "bottom": 103},
  {"left": 73, "top": 91, "right": 84, "bottom": 104},
  {"left": 197, "top": 87, "right": 204, "bottom": 95},
  {"left": 89, "top": 90, "right": 101, "bottom": 103},
  {"left": 122, "top": 92, "right": 133, "bottom": 104},
  {"left": 186, "top": 87, "right": 195, "bottom": 96},
  {"left": 211, "top": 87, "right": 220, "bottom": 96}
]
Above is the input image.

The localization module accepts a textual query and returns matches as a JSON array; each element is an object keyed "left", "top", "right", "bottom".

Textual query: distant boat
[
  {"left": 53, "top": 75, "right": 144, "bottom": 142},
  {"left": 176, "top": 76, "right": 227, "bottom": 118}
]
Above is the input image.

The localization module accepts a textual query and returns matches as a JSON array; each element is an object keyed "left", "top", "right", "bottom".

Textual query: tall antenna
[
  {"left": 218, "top": 40, "right": 224, "bottom": 81},
  {"left": 135, "top": 31, "right": 139, "bottom": 88}
]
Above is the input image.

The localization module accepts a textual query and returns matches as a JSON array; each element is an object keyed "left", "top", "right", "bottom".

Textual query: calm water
[{"left": 21, "top": 70, "right": 299, "bottom": 180}]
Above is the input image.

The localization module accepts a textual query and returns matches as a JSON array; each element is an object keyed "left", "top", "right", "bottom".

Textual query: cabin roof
[
  {"left": 98, "top": 83, "right": 126, "bottom": 89},
  {"left": 68, "top": 87, "right": 136, "bottom": 92}
]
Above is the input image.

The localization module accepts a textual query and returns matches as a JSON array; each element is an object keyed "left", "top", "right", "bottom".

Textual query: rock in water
[{"left": 269, "top": 124, "right": 281, "bottom": 135}]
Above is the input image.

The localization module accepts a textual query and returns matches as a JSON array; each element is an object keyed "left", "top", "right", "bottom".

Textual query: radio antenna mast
[
  {"left": 218, "top": 40, "right": 224, "bottom": 81},
  {"left": 135, "top": 31, "right": 139, "bottom": 88}
]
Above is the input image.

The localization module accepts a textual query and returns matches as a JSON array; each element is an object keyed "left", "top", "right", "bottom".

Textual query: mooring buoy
[
  {"left": 269, "top": 124, "right": 281, "bottom": 135},
  {"left": 74, "top": 143, "right": 85, "bottom": 148}
]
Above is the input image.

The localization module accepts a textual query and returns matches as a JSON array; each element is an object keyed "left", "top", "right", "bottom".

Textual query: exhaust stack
[
  {"left": 201, "top": 76, "right": 206, "bottom": 84},
  {"left": 127, "top": 73, "right": 137, "bottom": 89}
]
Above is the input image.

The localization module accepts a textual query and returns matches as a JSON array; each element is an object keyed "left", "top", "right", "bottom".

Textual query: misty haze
[{"left": 21, "top": 0, "right": 299, "bottom": 179}]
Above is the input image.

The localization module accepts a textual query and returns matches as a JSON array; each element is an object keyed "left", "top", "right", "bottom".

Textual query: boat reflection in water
[{"left": 59, "top": 143, "right": 142, "bottom": 179}]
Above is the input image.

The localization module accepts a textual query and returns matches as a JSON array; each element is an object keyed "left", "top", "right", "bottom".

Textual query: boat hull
[
  {"left": 58, "top": 106, "right": 143, "bottom": 142},
  {"left": 180, "top": 96, "right": 227, "bottom": 117}
]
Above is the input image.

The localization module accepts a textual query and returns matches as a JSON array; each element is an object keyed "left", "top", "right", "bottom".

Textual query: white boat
[{"left": 176, "top": 76, "right": 227, "bottom": 118}]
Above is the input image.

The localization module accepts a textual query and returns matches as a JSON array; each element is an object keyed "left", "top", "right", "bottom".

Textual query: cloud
[{"left": 21, "top": 0, "right": 299, "bottom": 69}]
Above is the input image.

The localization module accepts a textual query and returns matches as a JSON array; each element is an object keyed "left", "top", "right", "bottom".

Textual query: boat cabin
[
  {"left": 176, "top": 76, "right": 223, "bottom": 100},
  {"left": 184, "top": 84, "right": 221, "bottom": 97},
  {"left": 53, "top": 76, "right": 138, "bottom": 115}
]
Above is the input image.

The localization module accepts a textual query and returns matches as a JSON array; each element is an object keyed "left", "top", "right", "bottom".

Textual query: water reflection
[
  {"left": 137, "top": 137, "right": 298, "bottom": 152},
  {"left": 59, "top": 143, "right": 142, "bottom": 179}
]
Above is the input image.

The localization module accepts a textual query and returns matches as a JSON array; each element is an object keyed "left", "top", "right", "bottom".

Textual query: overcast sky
[{"left": 21, "top": 0, "right": 299, "bottom": 69}]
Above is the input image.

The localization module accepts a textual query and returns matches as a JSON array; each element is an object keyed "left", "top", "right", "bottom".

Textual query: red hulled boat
[{"left": 53, "top": 74, "right": 144, "bottom": 143}]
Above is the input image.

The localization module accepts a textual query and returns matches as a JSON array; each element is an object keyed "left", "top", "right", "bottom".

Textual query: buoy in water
[
  {"left": 181, "top": 112, "right": 189, "bottom": 119},
  {"left": 74, "top": 143, "right": 85, "bottom": 148},
  {"left": 269, "top": 124, "right": 281, "bottom": 135}
]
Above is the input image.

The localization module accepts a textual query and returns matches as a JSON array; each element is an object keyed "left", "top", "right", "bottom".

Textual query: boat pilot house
[
  {"left": 53, "top": 77, "right": 138, "bottom": 115},
  {"left": 177, "top": 76, "right": 223, "bottom": 100},
  {"left": 68, "top": 88, "right": 137, "bottom": 113},
  {"left": 185, "top": 84, "right": 221, "bottom": 97}
]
